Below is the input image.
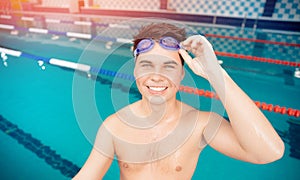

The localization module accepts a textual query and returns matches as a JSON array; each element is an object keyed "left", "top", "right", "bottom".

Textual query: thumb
[
  {"left": 179, "top": 49, "right": 207, "bottom": 79},
  {"left": 179, "top": 49, "right": 192, "bottom": 65}
]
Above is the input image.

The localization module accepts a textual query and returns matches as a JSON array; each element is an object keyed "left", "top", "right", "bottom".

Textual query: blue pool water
[{"left": 0, "top": 14, "right": 300, "bottom": 180}]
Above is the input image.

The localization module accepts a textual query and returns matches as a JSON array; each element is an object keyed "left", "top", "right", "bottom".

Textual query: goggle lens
[
  {"left": 134, "top": 37, "right": 180, "bottom": 57},
  {"left": 160, "top": 37, "right": 180, "bottom": 50}
]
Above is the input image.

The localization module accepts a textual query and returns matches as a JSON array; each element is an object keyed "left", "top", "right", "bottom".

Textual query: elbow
[
  {"left": 253, "top": 141, "right": 285, "bottom": 164},
  {"left": 254, "top": 152, "right": 284, "bottom": 165},
  {"left": 267, "top": 139, "right": 285, "bottom": 164}
]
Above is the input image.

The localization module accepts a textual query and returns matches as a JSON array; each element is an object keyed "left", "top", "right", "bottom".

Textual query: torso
[{"left": 105, "top": 101, "right": 210, "bottom": 180}]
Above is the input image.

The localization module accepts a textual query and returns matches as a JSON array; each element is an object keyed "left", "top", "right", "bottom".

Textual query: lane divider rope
[
  {"left": 1, "top": 14, "right": 300, "bottom": 47},
  {"left": 0, "top": 115, "right": 80, "bottom": 178},
  {"left": 206, "top": 34, "right": 300, "bottom": 47},
  {"left": 0, "top": 46, "right": 299, "bottom": 118},
  {"left": 215, "top": 51, "right": 300, "bottom": 67},
  {"left": 179, "top": 85, "right": 300, "bottom": 118},
  {"left": 0, "top": 23, "right": 299, "bottom": 68}
]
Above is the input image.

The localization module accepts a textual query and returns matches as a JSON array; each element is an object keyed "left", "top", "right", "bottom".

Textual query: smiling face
[{"left": 134, "top": 42, "right": 185, "bottom": 104}]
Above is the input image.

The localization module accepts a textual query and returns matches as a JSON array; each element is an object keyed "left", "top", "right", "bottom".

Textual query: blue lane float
[
  {"left": 22, "top": 52, "right": 51, "bottom": 63},
  {"left": 0, "top": 46, "right": 135, "bottom": 81},
  {"left": 0, "top": 46, "right": 91, "bottom": 72}
]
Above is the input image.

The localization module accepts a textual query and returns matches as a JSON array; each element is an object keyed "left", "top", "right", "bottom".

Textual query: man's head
[
  {"left": 133, "top": 23, "right": 186, "bottom": 104},
  {"left": 133, "top": 23, "right": 186, "bottom": 65}
]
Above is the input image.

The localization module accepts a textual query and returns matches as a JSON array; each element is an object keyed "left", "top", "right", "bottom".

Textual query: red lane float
[
  {"left": 179, "top": 85, "right": 300, "bottom": 118},
  {"left": 215, "top": 51, "right": 300, "bottom": 67},
  {"left": 206, "top": 34, "right": 300, "bottom": 47}
]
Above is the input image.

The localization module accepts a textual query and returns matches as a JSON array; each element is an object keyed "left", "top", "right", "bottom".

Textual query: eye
[
  {"left": 164, "top": 65, "right": 175, "bottom": 69},
  {"left": 141, "top": 64, "right": 153, "bottom": 68}
]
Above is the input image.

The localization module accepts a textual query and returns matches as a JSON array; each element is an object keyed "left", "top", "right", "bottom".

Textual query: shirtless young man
[{"left": 73, "top": 23, "right": 284, "bottom": 180}]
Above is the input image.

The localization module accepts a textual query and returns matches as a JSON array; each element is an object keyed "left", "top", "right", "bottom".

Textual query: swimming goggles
[{"left": 134, "top": 36, "right": 181, "bottom": 57}]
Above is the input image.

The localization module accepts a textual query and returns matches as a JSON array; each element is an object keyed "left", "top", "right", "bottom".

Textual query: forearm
[
  {"left": 208, "top": 69, "right": 284, "bottom": 162},
  {"left": 180, "top": 35, "right": 284, "bottom": 162}
]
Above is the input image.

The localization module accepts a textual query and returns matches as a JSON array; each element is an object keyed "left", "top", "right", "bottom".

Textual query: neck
[{"left": 140, "top": 96, "right": 180, "bottom": 121}]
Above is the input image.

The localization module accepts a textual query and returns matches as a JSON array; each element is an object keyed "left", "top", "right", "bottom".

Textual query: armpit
[{"left": 199, "top": 113, "right": 223, "bottom": 149}]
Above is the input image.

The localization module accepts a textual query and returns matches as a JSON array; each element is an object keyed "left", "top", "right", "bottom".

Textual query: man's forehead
[{"left": 137, "top": 54, "right": 179, "bottom": 64}]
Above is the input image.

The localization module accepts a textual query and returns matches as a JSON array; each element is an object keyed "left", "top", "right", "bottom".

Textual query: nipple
[
  {"left": 123, "top": 163, "right": 129, "bottom": 168},
  {"left": 175, "top": 165, "right": 182, "bottom": 172}
]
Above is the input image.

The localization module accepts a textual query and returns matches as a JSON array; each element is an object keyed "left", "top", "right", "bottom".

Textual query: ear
[{"left": 133, "top": 65, "right": 138, "bottom": 79}]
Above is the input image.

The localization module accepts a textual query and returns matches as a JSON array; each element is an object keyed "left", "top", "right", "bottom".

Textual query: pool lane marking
[
  {"left": 116, "top": 38, "right": 133, "bottom": 44},
  {"left": 45, "top": 18, "right": 61, "bottom": 23},
  {"left": 49, "top": 58, "right": 91, "bottom": 72},
  {"left": 66, "top": 32, "right": 92, "bottom": 39},
  {"left": 0, "top": 115, "right": 80, "bottom": 178},
  {"left": 21, "top": 16, "right": 34, "bottom": 21},
  {"left": 0, "top": 24, "right": 14, "bottom": 30},
  {"left": 74, "top": 21, "right": 92, "bottom": 26},
  {"left": 0, "top": 15, "right": 12, "bottom": 19},
  {"left": 29, "top": 28, "right": 49, "bottom": 34},
  {"left": 0, "top": 46, "right": 90, "bottom": 72},
  {"left": 0, "top": 47, "right": 21, "bottom": 57},
  {"left": 109, "top": 24, "right": 130, "bottom": 29}
]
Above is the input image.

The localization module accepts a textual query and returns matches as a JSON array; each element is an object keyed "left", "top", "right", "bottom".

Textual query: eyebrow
[
  {"left": 139, "top": 60, "right": 178, "bottom": 65},
  {"left": 139, "top": 60, "right": 152, "bottom": 64},
  {"left": 164, "top": 61, "right": 178, "bottom": 65}
]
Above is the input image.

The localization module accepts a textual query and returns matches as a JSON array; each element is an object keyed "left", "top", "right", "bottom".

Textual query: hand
[{"left": 179, "top": 35, "right": 222, "bottom": 79}]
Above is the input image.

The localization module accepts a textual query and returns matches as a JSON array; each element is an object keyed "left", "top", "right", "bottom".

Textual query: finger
[
  {"left": 190, "top": 38, "right": 202, "bottom": 49},
  {"left": 178, "top": 49, "right": 193, "bottom": 65},
  {"left": 180, "top": 40, "right": 192, "bottom": 51},
  {"left": 181, "top": 44, "right": 192, "bottom": 52},
  {"left": 198, "top": 35, "right": 213, "bottom": 49},
  {"left": 181, "top": 35, "right": 204, "bottom": 52},
  {"left": 181, "top": 35, "right": 198, "bottom": 46}
]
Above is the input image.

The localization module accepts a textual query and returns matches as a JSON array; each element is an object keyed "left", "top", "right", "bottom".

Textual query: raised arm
[
  {"left": 73, "top": 120, "right": 115, "bottom": 179},
  {"left": 179, "top": 35, "right": 284, "bottom": 164}
]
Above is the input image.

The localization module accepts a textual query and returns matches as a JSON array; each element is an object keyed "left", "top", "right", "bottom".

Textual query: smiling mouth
[{"left": 147, "top": 86, "right": 168, "bottom": 92}]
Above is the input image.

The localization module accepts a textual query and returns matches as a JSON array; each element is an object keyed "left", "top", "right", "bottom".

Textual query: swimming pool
[{"left": 0, "top": 12, "right": 300, "bottom": 180}]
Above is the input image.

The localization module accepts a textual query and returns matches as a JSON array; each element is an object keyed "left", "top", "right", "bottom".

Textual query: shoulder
[
  {"left": 101, "top": 102, "right": 137, "bottom": 130},
  {"left": 180, "top": 102, "right": 212, "bottom": 122},
  {"left": 180, "top": 102, "right": 223, "bottom": 132},
  {"left": 101, "top": 110, "right": 124, "bottom": 129}
]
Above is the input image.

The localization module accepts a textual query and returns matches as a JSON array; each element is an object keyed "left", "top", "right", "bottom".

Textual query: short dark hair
[{"left": 133, "top": 23, "right": 186, "bottom": 65}]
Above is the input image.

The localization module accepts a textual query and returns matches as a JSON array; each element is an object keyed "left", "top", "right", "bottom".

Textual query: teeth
[{"left": 148, "top": 86, "right": 167, "bottom": 92}]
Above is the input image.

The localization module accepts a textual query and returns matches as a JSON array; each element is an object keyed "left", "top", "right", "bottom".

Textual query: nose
[{"left": 150, "top": 73, "right": 164, "bottom": 82}]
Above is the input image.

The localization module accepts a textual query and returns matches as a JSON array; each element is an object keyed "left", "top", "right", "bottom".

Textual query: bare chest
[
  {"left": 114, "top": 123, "right": 204, "bottom": 178},
  {"left": 117, "top": 141, "right": 202, "bottom": 180}
]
